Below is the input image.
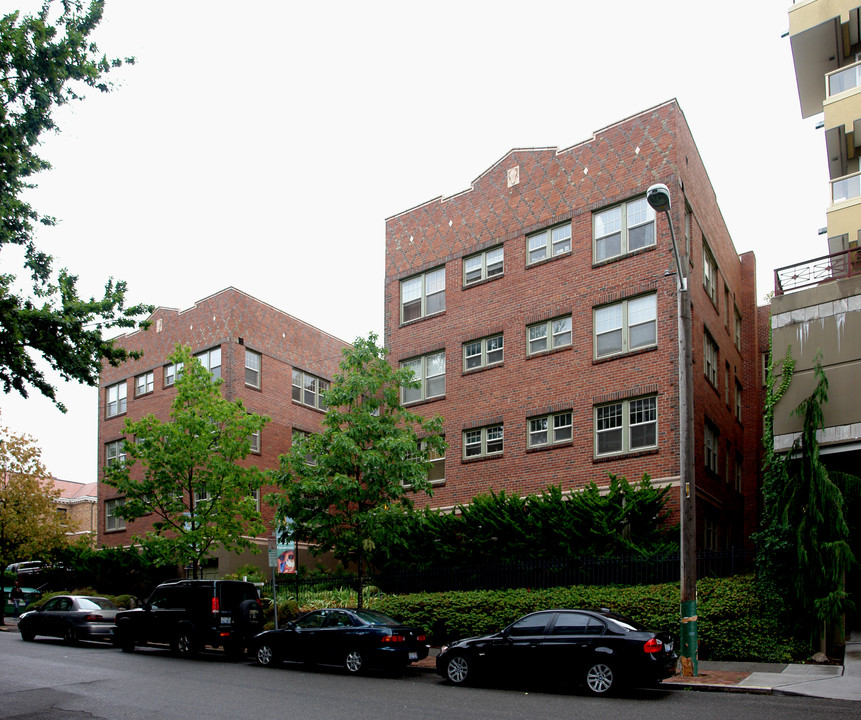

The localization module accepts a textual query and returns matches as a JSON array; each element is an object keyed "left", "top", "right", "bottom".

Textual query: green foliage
[
  {"left": 375, "top": 575, "right": 806, "bottom": 662},
  {"left": 221, "top": 564, "right": 266, "bottom": 583},
  {"left": 104, "top": 346, "right": 270, "bottom": 579},
  {"left": 370, "top": 474, "right": 676, "bottom": 570},
  {"left": 0, "top": 1, "right": 151, "bottom": 410},
  {"left": 269, "top": 332, "right": 445, "bottom": 608}
]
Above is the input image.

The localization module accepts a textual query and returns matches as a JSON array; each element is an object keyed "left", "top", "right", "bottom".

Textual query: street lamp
[{"left": 647, "top": 183, "right": 698, "bottom": 677}]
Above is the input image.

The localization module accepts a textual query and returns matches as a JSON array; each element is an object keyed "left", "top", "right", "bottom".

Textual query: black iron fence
[{"left": 274, "top": 549, "right": 753, "bottom": 599}]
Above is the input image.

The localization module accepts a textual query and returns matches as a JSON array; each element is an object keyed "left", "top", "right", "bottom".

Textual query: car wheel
[
  {"left": 256, "top": 642, "right": 279, "bottom": 667},
  {"left": 444, "top": 653, "right": 472, "bottom": 685},
  {"left": 172, "top": 629, "right": 198, "bottom": 658},
  {"left": 584, "top": 662, "right": 616, "bottom": 695},
  {"left": 20, "top": 628, "right": 35, "bottom": 642},
  {"left": 344, "top": 648, "right": 366, "bottom": 674},
  {"left": 64, "top": 626, "right": 79, "bottom": 646}
]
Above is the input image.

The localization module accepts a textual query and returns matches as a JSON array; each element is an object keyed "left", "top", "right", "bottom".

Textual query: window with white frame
[
  {"left": 164, "top": 362, "right": 183, "bottom": 387},
  {"left": 245, "top": 349, "right": 261, "bottom": 388},
  {"left": 464, "top": 246, "right": 504, "bottom": 285},
  {"left": 595, "top": 396, "right": 657, "bottom": 456},
  {"left": 292, "top": 428, "right": 316, "bottom": 466},
  {"left": 401, "top": 267, "right": 445, "bottom": 323},
  {"left": 401, "top": 351, "right": 445, "bottom": 403},
  {"left": 734, "top": 308, "right": 742, "bottom": 351},
  {"left": 593, "top": 197, "right": 655, "bottom": 262},
  {"left": 735, "top": 380, "right": 743, "bottom": 422},
  {"left": 594, "top": 294, "right": 657, "bottom": 358},
  {"left": 292, "top": 369, "right": 329, "bottom": 410},
  {"left": 463, "top": 424, "right": 503, "bottom": 459},
  {"left": 704, "top": 420, "right": 718, "bottom": 473},
  {"left": 463, "top": 334, "right": 503, "bottom": 371},
  {"left": 408, "top": 437, "right": 445, "bottom": 485},
  {"left": 196, "top": 347, "right": 222, "bottom": 379},
  {"left": 250, "top": 428, "right": 261, "bottom": 454},
  {"left": 106, "top": 381, "right": 127, "bottom": 418},
  {"left": 703, "top": 242, "right": 718, "bottom": 304},
  {"left": 528, "top": 411, "right": 573, "bottom": 448},
  {"left": 194, "top": 485, "right": 211, "bottom": 508},
  {"left": 105, "top": 498, "right": 126, "bottom": 531},
  {"left": 527, "top": 316, "right": 571, "bottom": 356},
  {"left": 704, "top": 331, "right": 718, "bottom": 387},
  {"left": 105, "top": 439, "right": 125, "bottom": 467},
  {"left": 527, "top": 223, "right": 571, "bottom": 264},
  {"left": 135, "top": 371, "right": 154, "bottom": 396}
]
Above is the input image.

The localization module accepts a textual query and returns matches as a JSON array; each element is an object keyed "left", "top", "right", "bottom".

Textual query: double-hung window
[
  {"left": 164, "top": 362, "right": 183, "bottom": 387},
  {"left": 703, "top": 242, "right": 718, "bottom": 304},
  {"left": 401, "top": 267, "right": 445, "bottom": 323},
  {"left": 292, "top": 369, "right": 328, "bottom": 410},
  {"left": 527, "top": 316, "right": 571, "bottom": 356},
  {"left": 463, "top": 334, "right": 503, "bottom": 371},
  {"left": 594, "top": 294, "right": 657, "bottom": 358},
  {"left": 527, "top": 223, "right": 571, "bottom": 264},
  {"left": 464, "top": 246, "right": 504, "bottom": 285},
  {"left": 734, "top": 308, "right": 742, "bottom": 351},
  {"left": 245, "top": 349, "right": 261, "bottom": 388},
  {"left": 105, "top": 439, "right": 126, "bottom": 467},
  {"left": 704, "top": 331, "right": 718, "bottom": 387},
  {"left": 106, "top": 381, "right": 127, "bottom": 418},
  {"left": 735, "top": 380, "right": 743, "bottom": 422},
  {"left": 195, "top": 347, "right": 222, "bottom": 379},
  {"left": 250, "top": 428, "right": 261, "bottom": 454},
  {"left": 528, "top": 411, "right": 573, "bottom": 448},
  {"left": 135, "top": 371, "right": 154, "bottom": 396},
  {"left": 292, "top": 429, "right": 317, "bottom": 466},
  {"left": 408, "top": 438, "right": 445, "bottom": 485},
  {"left": 593, "top": 198, "right": 655, "bottom": 262},
  {"left": 463, "top": 424, "right": 503, "bottom": 459},
  {"left": 105, "top": 498, "right": 126, "bottom": 531},
  {"left": 595, "top": 396, "right": 657, "bottom": 456},
  {"left": 401, "top": 351, "right": 445, "bottom": 404},
  {"left": 704, "top": 420, "right": 719, "bottom": 473}
]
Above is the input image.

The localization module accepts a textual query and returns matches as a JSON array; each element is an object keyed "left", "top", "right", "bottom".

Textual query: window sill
[
  {"left": 592, "top": 243, "right": 655, "bottom": 269},
  {"left": 526, "top": 249, "right": 571, "bottom": 270},
  {"left": 104, "top": 528, "right": 127, "bottom": 534},
  {"left": 593, "top": 447, "right": 659, "bottom": 463},
  {"left": 526, "top": 440, "right": 573, "bottom": 454},
  {"left": 526, "top": 344, "right": 572, "bottom": 361},
  {"left": 402, "top": 395, "right": 446, "bottom": 409},
  {"left": 245, "top": 384, "right": 263, "bottom": 393},
  {"left": 291, "top": 400, "right": 326, "bottom": 414},
  {"left": 592, "top": 344, "right": 657, "bottom": 365},
  {"left": 462, "top": 362, "right": 504, "bottom": 376},
  {"left": 106, "top": 411, "right": 127, "bottom": 421},
  {"left": 400, "top": 310, "right": 446, "bottom": 329},
  {"left": 463, "top": 274, "right": 504, "bottom": 290},
  {"left": 462, "top": 453, "right": 504, "bottom": 464}
]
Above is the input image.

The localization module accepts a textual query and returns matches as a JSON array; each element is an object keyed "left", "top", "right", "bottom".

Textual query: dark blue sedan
[{"left": 250, "top": 608, "right": 429, "bottom": 674}]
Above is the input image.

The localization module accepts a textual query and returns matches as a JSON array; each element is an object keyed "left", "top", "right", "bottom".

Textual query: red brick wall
[
  {"left": 384, "top": 102, "right": 762, "bottom": 551},
  {"left": 97, "top": 287, "right": 350, "bottom": 548}
]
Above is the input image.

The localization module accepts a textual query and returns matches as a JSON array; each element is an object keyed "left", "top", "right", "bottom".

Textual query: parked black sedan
[
  {"left": 251, "top": 608, "right": 429, "bottom": 674},
  {"left": 436, "top": 608, "right": 677, "bottom": 695},
  {"left": 18, "top": 595, "right": 120, "bottom": 644}
]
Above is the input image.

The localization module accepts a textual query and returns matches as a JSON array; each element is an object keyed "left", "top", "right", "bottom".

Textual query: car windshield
[
  {"left": 353, "top": 610, "right": 399, "bottom": 626},
  {"left": 77, "top": 597, "right": 118, "bottom": 611}
]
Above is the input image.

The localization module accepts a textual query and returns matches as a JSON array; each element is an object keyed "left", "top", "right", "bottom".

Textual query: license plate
[
  {"left": 220, "top": 616, "right": 232, "bottom": 625},
  {"left": 665, "top": 640, "right": 673, "bottom": 652},
  {"left": 409, "top": 652, "right": 418, "bottom": 661}
]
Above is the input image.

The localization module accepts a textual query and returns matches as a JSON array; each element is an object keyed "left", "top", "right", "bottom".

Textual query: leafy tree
[
  {"left": 103, "top": 346, "right": 270, "bottom": 579},
  {"left": 1, "top": 1, "right": 151, "bottom": 410},
  {"left": 0, "top": 416, "right": 68, "bottom": 623},
  {"left": 270, "top": 333, "right": 445, "bottom": 608}
]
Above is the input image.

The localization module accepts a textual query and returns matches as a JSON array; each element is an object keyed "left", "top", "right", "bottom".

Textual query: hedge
[{"left": 375, "top": 574, "right": 808, "bottom": 663}]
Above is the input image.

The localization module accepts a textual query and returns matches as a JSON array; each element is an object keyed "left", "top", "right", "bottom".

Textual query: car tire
[
  {"left": 172, "top": 629, "right": 198, "bottom": 658},
  {"left": 584, "top": 661, "right": 616, "bottom": 695},
  {"left": 256, "top": 642, "right": 279, "bottom": 667},
  {"left": 64, "top": 626, "right": 79, "bottom": 646},
  {"left": 344, "top": 648, "right": 366, "bottom": 674},
  {"left": 20, "top": 628, "right": 35, "bottom": 642},
  {"left": 444, "top": 653, "right": 472, "bottom": 685},
  {"left": 120, "top": 637, "right": 135, "bottom": 653}
]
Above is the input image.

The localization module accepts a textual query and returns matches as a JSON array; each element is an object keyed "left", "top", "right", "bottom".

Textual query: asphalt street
[{"left": 1, "top": 631, "right": 858, "bottom": 720}]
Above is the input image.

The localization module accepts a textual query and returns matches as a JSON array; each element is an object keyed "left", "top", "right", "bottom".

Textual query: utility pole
[{"left": 647, "top": 183, "right": 697, "bottom": 676}]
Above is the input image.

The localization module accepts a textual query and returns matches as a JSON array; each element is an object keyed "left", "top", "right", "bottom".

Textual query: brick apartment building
[
  {"left": 384, "top": 101, "right": 763, "bottom": 551},
  {"left": 96, "top": 287, "right": 350, "bottom": 575}
]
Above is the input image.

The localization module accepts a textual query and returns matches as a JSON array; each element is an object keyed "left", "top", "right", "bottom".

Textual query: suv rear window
[{"left": 218, "top": 582, "right": 258, "bottom": 608}]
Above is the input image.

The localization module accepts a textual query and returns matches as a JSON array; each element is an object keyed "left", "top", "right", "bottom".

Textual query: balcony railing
[
  {"left": 827, "top": 60, "right": 861, "bottom": 98},
  {"left": 831, "top": 171, "right": 861, "bottom": 203},
  {"left": 774, "top": 247, "right": 860, "bottom": 295}
]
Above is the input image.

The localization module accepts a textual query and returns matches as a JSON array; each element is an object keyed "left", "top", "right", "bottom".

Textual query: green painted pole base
[{"left": 680, "top": 599, "right": 698, "bottom": 676}]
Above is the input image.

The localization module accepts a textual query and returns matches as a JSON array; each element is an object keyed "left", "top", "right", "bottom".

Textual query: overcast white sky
[{"left": 0, "top": 1, "right": 827, "bottom": 483}]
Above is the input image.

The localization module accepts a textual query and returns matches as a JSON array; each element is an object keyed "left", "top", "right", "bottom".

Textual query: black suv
[{"left": 113, "top": 579, "right": 262, "bottom": 657}]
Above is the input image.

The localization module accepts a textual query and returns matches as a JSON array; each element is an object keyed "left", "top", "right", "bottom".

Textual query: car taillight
[
  {"left": 643, "top": 638, "right": 663, "bottom": 653},
  {"left": 382, "top": 634, "right": 406, "bottom": 643},
  {"left": 417, "top": 634, "right": 426, "bottom": 642},
  {"left": 84, "top": 614, "right": 103, "bottom": 622},
  {"left": 212, "top": 597, "right": 220, "bottom": 613}
]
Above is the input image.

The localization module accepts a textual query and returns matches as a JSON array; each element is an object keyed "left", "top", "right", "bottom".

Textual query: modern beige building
[{"left": 777, "top": 0, "right": 861, "bottom": 473}]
